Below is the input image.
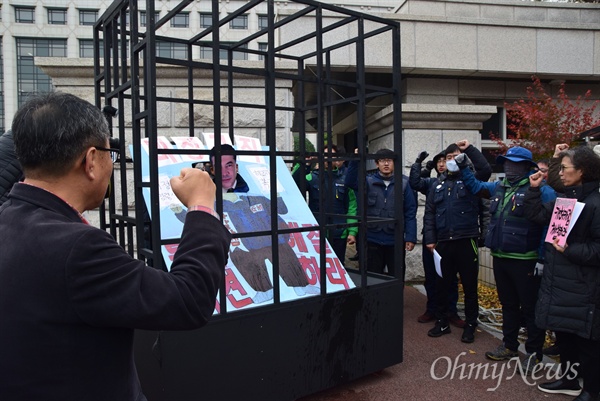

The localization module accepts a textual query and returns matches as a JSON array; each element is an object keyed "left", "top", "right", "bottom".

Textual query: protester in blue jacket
[
  {"left": 457, "top": 146, "right": 556, "bottom": 374},
  {"left": 346, "top": 148, "right": 417, "bottom": 278}
]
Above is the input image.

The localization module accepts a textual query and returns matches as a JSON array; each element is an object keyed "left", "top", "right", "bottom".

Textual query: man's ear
[
  {"left": 82, "top": 147, "right": 98, "bottom": 180},
  {"left": 235, "top": 163, "right": 239, "bottom": 173}
]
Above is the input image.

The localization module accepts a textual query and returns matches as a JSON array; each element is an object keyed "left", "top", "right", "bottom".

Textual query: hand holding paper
[{"left": 545, "top": 198, "right": 584, "bottom": 248}]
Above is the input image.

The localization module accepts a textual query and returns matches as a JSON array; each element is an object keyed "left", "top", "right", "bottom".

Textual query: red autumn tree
[{"left": 490, "top": 76, "right": 600, "bottom": 159}]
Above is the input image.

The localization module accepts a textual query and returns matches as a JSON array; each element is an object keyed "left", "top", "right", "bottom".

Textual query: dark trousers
[
  {"left": 434, "top": 238, "right": 479, "bottom": 326},
  {"left": 493, "top": 257, "right": 544, "bottom": 355},
  {"left": 367, "top": 241, "right": 406, "bottom": 279},
  {"left": 422, "top": 241, "right": 459, "bottom": 315},
  {"left": 556, "top": 331, "right": 600, "bottom": 395}
]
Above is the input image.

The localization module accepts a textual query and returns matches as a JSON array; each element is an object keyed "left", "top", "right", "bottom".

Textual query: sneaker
[
  {"left": 448, "top": 313, "right": 466, "bottom": 328},
  {"left": 428, "top": 320, "right": 451, "bottom": 337},
  {"left": 418, "top": 311, "right": 435, "bottom": 323},
  {"left": 538, "top": 379, "right": 582, "bottom": 396},
  {"left": 520, "top": 353, "right": 542, "bottom": 376},
  {"left": 485, "top": 343, "right": 518, "bottom": 361},
  {"left": 461, "top": 324, "right": 476, "bottom": 343},
  {"left": 542, "top": 344, "right": 560, "bottom": 357}
]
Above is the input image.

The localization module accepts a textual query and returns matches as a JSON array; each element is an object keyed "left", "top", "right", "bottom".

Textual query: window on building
[
  {"left": 16, "top": 38, "right": 67, "bottom": 105},
  {"left": 479, "top": 107, "right": 505, "bottom": 141},
  {"left": 15, "top": 7, "right": 35, "bottom": 23},
  {"left": 79, "top": 39, "right": 104, "bottom": 58},
  {"left": 48, "top": 8, "right": 67, "bottom": 25},
  {"left": 229, "top": 14, "right": 248, "bottom": 29},
  {"left": 156, "top": 42, "right": 188, "bottom": 60},
  {"left": 258, "top": 15, "right": 269, "bottom": 30},
  {"left": 170, "top": 12, "right": 189, "bottom": 28},
  {"left": 140, "top": 11, "right": 161, "bottom": 27},
  {"left": 120, "top": 11, "right": 129, "bottom": 27},
  {"left": 258, "top": 42, "right": 268, "bottom": 60},
  {"left": 199, "top": 43, "right": 248, "bottom": 60},
  {"left": 200, "top": 13, "right": 212, "bottom": 28},
  {"left": 79, "top": 9, "right": 98, "bottom": 26},
  {"left": 480, "top": 106, "right": 516, "bottom": 172}
]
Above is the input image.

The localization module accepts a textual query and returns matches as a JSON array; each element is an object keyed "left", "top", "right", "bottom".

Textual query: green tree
[{"left": 490, "top": 76, "right": 600, "bottom": 159}]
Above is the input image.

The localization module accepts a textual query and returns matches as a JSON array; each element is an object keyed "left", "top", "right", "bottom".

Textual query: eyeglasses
[
  {"left": 559, "top": 165, "right": 576, "bottom": 172},
  {"left": 538, "top": 168, "right": 549, "bottom": 173},
  {"left": 377, "top": 159, "right": 393, "bottom": 164},
  {"left": 95, "top": 146, "right": 119, "bottom": 162}
]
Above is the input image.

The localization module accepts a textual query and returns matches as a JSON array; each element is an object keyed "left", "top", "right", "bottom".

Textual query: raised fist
[
  {"left": 416, "top": 150, "right": 429, "bottom": 164},
  {"left": 456, "top": 140, "right": 470, "bottom": 150},
  {"left": 553, "top": 143, "right": 569, "bottom": 158},
  {"left": 454, "top": 153, "right": 470, "bottom": 167}
]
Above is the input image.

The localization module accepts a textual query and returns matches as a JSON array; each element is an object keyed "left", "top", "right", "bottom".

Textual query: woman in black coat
[{"left": 525, "top": 146, "right": 600, "bottom": 401}]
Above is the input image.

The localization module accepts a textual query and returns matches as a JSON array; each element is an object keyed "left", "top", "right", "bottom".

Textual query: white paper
[
  {"left": 434, "top": 249, "right": 442, "bottom": 278},
  {"left": 566, "top": 202, "right": 585, "bottom": 238}
]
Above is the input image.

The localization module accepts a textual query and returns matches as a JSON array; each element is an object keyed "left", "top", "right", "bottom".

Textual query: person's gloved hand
[
  {"left": 415, "top": 150, "right": 429, "bottom": 164},
  {"left": 425, "top": 160, "right": 435, "bottom": 171},
  {"left": 454, "top": 153, "right": 470, "bottom": 168}
]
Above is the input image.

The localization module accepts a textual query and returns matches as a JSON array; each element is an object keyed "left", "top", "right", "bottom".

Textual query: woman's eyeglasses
[{"left": 559, "top": 165, "right": 576, "bottom": 172}]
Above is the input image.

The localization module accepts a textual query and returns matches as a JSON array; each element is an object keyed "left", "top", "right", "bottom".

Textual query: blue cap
[{"left": 496, "top": 146, "right": 538, "bottom": 167}]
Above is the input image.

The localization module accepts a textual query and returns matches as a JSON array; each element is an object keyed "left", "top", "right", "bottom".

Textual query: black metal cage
[{"left": 95, "top": 1, "right": 404, "bottom": 399}]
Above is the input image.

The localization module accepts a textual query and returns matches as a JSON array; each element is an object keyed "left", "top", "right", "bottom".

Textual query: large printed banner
[{"left": 135, "top": 134, "right": 355, "bottom": 314}]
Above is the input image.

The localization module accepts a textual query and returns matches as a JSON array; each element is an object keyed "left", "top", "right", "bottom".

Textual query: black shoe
[
  {"left": 461, "top": 324, "right": 475, "bottom": 343},
  {"left": 573, "top": 391, "right": 599, "bottom": 401},
  {"left": 520, "top": 353, "right": 542, "bottom": 376},
  {"left": 542, "top": 344, "right": 560, "bottom": 357},
  {"left": 537, "top": 379, "right": 582, "bottom": 396},
  {"left": 428, "top": 320, "right": 451, "bottom": 337}
]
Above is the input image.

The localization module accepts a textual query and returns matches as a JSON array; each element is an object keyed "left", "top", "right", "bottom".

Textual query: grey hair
[{"left": 12, "top": 92, "right": 110, "bottom": 176}]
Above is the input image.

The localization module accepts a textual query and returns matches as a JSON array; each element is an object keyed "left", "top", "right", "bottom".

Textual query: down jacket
[
  {"left": 524, "top": 181, "right": 600, "bottom": 340},
  {"left": 0, "top": 131, "right": 23, "bottom": 205}
]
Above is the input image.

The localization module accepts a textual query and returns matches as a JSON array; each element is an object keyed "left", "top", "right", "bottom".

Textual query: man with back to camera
[{"left": 0, "top": 92, "right": 231, "bottom": 401}]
